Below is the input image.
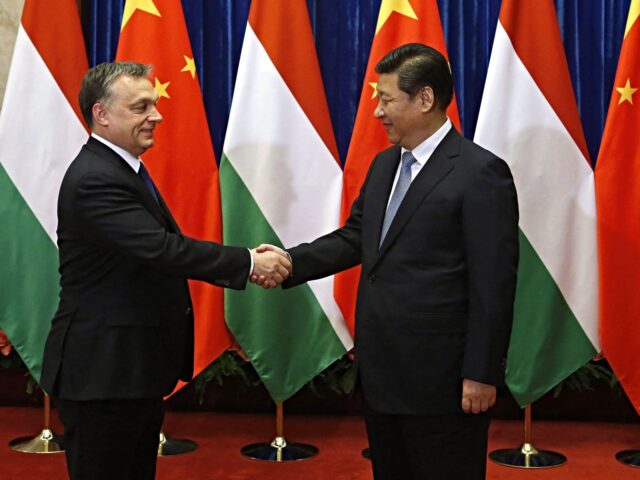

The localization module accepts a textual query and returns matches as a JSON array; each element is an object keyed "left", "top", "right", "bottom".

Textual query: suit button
[
  {"left": 185, "top": 307, "right": 192, "bottom": 315},
  {"left": 368, "top": 274, "right": 376, "bottom": 283}
]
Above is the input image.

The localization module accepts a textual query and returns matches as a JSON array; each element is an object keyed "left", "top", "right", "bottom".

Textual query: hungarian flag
[
  {"left": 219, "top": 0, "right": 353, "bottom": 403},
  {"left": 596, "top": 0, "right": 640, "bottom": 413},
  {"left": 336, "top": 0, "right": 460, "bottom": 334},
  {"left": 116, "top": 0, "right": 231, "bottom": 390},
  {"left": 0, "top": 0, "right": 87, "bottom": 384},
  {"left": 474, "top": 0, "right": 599, "bottom": 406}
]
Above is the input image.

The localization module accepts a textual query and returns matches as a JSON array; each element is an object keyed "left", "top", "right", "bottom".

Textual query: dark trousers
[
  {"left": 364, "top": 405, "right": 491, "bottom": 480},
  {"left": 54, "top": 397, "right": 164, "bottom": 480}
]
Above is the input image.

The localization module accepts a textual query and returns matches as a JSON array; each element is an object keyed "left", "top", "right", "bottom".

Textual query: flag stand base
[
  {"left": 615, "top": 450, "right": 640, "bottom": 468},
  {"left": 240, "top": 402, "right": 318, "bottom": 462},
  {"left": 157, "top": 432, "right": 198, "bottom": 456},
  {"left": 489, "top": 442, "right": 566, "bottom": 468},
  {"left": 9, "top": 428, "right": 64, "bottom": 454},
  {"left": 241, "top": 436, "right": 318, "bottom": 462},
  {"left": 9, "top": 395, "right": 64, "bottom": 454},
  {"left": 489, "top": 404, "right": 566, "bottom": 469}
]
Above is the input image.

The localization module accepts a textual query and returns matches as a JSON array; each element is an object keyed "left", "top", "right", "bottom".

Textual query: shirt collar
[
  {"left": 91, "top": 133, "right": 142, "bottom": 173},
  {"left": 401, "top": 117, "right": 452, "bottom": 166}
]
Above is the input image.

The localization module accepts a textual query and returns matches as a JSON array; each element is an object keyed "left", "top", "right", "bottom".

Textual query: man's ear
[
  {"left": 92, "top": 103, "right": 108, "bottom": 127},
  {"left": 419, "top": 86, "right": 436, "bottom": 113}
]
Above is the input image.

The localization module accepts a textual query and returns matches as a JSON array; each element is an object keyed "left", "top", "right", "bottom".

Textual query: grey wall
[{"left": 0, "top": 0, "right": 25, "bottom": 110}]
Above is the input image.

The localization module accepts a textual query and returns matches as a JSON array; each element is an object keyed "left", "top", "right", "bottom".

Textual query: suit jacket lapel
[
  {"left": 86, "top": 137, "right": 176, "bottom": 231},
  {"left": 375, "top": 129, "right": 461, "bottom": 263},
  {"left": 363, "top": 146, "right": 401, "bottom": 263}
]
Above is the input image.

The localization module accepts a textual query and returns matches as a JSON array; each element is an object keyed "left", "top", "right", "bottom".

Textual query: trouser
[
  {"left": 364, "top": 404, "right": 491, "bottom": 480},
  {"left": 54, "top": 397, "right": 164, "bottom": 480}
]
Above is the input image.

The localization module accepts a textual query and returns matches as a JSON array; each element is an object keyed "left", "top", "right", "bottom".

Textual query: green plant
[
  {"left": 192, "top": 351, "right": 261, "bottom": 404},
  {"left": 308, "top": 355, "right": 357, "bottom": 397},
  {"left": 552, "top": 360, "right": 618, "bottom": 397}
]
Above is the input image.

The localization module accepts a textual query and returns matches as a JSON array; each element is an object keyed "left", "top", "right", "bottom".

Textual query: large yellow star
[
  {"left": 617, "top": 78, "right": 638, "bottom": 105},
  {"left": 154, "top": 77, "right": 170, "bottom": 99},
  {"left": 624, "top": 0, "right": 639, "bottom": 37},
  {"left": 369, "top": 82, "right": 378, "bottom": 99},
  {"left": 376, "top": 0, "right": 418, "bottom": 34},
  {"left": 181, "top": 55, "right": 196, "bottom": 79},
  {"left": 121, "top": 0, "right": 161, "bottom": 31}
]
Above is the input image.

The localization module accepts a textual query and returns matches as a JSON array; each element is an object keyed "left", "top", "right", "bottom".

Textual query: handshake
[{"left": 249, "top": 244, "right": 292, "bottom": 289}]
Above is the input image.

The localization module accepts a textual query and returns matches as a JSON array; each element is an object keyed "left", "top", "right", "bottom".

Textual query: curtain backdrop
[{"left": 80, "top": 0, "right": 630, "bottom": 165}]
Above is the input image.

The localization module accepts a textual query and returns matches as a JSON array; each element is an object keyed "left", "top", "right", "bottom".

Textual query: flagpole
[
  {"left": 9, "top": 394, "right": 63, "bottom": 454},
  {"left": 489, "top": 404, "right": 566, "bottom": 468},
  {"left": 240, "top": 402, "right": 318, "bottom": 461}
]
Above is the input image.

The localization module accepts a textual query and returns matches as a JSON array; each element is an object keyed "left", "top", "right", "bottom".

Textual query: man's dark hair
[
  {"left": 375, "top": 43, "right": 453, "bottom": 110},
  {"left": 79, "top": 62, "right": 152, "bottom": 128}
]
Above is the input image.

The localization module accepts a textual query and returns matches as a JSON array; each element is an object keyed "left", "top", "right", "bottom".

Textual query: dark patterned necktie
[{"left": 138, "top": 162, "right": 159, "bottom": 204}]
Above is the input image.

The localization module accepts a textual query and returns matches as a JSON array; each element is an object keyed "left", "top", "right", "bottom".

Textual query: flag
[
  {"left": 336, "top": 0, "right": 460, "bottom": 334},
  {"left": 474, "top": 0, "right": 599, "bottom": 406},
  {"left": 219, "top": 0, "right": 353, "bottom": 403},
  {"left": 0, "top": 0, "right": 88, "bottom": 383},
  {"left": 115, "top": 0, "right": 231, "bottom": 390},
  {"left": 595, "top": 0, "right": 640, "bottom": 413}
]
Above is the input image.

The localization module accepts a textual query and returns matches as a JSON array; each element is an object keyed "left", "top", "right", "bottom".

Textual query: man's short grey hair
[{"left": 79, "top": 62, "right": 152, "bottom": 128}]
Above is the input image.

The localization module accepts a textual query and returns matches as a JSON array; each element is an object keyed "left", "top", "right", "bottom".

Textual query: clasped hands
[{"left": 250, "top": 244, "right": 291, "bottom": 289}]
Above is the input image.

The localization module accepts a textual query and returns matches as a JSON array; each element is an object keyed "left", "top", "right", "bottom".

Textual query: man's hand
[
  {"left": 250, "top": 246, "right": 292, "bottom": 289},
  {"left": 461, "top": 378, "right": 496, "bottom": 414}
]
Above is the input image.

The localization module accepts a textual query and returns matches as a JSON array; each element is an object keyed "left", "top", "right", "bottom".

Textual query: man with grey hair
[{"left": 40, "top": 62, "right": 290, "bottom": 479}]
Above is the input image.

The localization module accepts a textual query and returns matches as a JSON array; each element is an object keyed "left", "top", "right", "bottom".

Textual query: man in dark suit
[
  {"left": 257, "top": 44, "right": 518, "bottom": 479},
  {"left": 40, "top": 62, "right": 291, "bottom": 480}
]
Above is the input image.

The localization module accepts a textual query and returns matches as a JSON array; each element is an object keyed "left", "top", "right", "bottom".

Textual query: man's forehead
[
  {"left": 377, "top": 73, "right": 398, "bottom": 92},
  {"left": 112, "top": 75, "right": 155, "bottom": 97}
]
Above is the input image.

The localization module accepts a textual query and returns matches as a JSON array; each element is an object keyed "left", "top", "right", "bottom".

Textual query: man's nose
[
  {"left": 374, "top": 102, "right": 384, "bottom": 118},
  {"left": 149, "top": 106, "right": 163, "bottom": 123}
]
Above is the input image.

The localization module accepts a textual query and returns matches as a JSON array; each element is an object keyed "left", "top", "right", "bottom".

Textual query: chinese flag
[
  {"left": 115, "top": 0, "right": 231, "bottom": 392},
  {"left": 335, "top": 0, "right": 460, "bottom": 334},
  {"left": 595, "top": 0, "right": 640, "bottom": 413}
]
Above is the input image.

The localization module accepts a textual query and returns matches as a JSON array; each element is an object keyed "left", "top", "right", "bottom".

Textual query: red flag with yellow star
[
  {"left": 335, "top": 0, "right": 460, "bottom": 334},
  {"left": 115, "top": 0, "right": 230, "bottom": 392},
  {"left": 595, "top": 0, "right": 640, "bottom": 413}
]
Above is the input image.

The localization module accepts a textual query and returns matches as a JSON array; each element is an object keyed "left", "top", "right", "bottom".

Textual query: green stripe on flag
[
  {"left": 0, "top": 165, "right": 59, "bottom": 383},
  {"left": 219, "top": 156, "right": 346, "bottom": 403},
  {"left": 506, "top": 230, "right": 596, "bottom": 406}
]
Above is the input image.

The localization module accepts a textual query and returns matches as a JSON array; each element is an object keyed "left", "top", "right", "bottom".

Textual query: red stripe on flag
[
  {"left": 116, "top": 0, "right": 231, "bottom": 393},
  {"left": 596, "top": 3, "right": 640, "bottom": 414},
  {"left": 21, "top": 0, "right": 88, "bottom": 127},
  {"left": 248, "top": 0, "right": 339, "bottom": 163},
  {"left": 335, "top": 0, "right": 459, "bottom": 335},
  {"left": 499, "top": 0, "right": 590, "bottom": 163}
]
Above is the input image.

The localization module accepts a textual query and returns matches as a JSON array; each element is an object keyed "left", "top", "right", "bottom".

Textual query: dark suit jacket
[
  {"left": 41, "top": 137, "right": 250, "bottom": 401},
  {"left": 284, "top": 128, "right": 519, "bottom": 415}
]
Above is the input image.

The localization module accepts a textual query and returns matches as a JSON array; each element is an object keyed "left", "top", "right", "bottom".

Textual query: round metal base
[
  {"left": 616, "top": 450, "right": 640, "bottom": 468},
  {"left": 241, "top": 436, "right": 318, "bottom": 462},
  {"left": 9, "top": 429, "right": 64, "bottom": 454},
  {"left": 489, "top": 443, "right": 566, "bottom": 469},
  {"left": 362, "top": 447, "right": 371, "bottom": 459},
  {"left": 157, "top": 432, "right": 198, "bottom": 456}
]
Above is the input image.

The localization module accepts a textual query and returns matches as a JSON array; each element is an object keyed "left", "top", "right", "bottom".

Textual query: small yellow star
[
  {"left": 376, "top": 0, "right": 418, "bottom": 34},
  {"left": 617, "top": 78, "right": 638, "bottom": 105},
  {"left": 369, "top": 82, "right": 378, "bottom": 99},
  {"left": 121, "top": 0, "right": 161, "bottom": 31},
  {"left": 181, "top": 55, "right": 196, "bottom": 79},
  {"left": 154, "top": 77, "right": 170, "bottom": 99}
]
